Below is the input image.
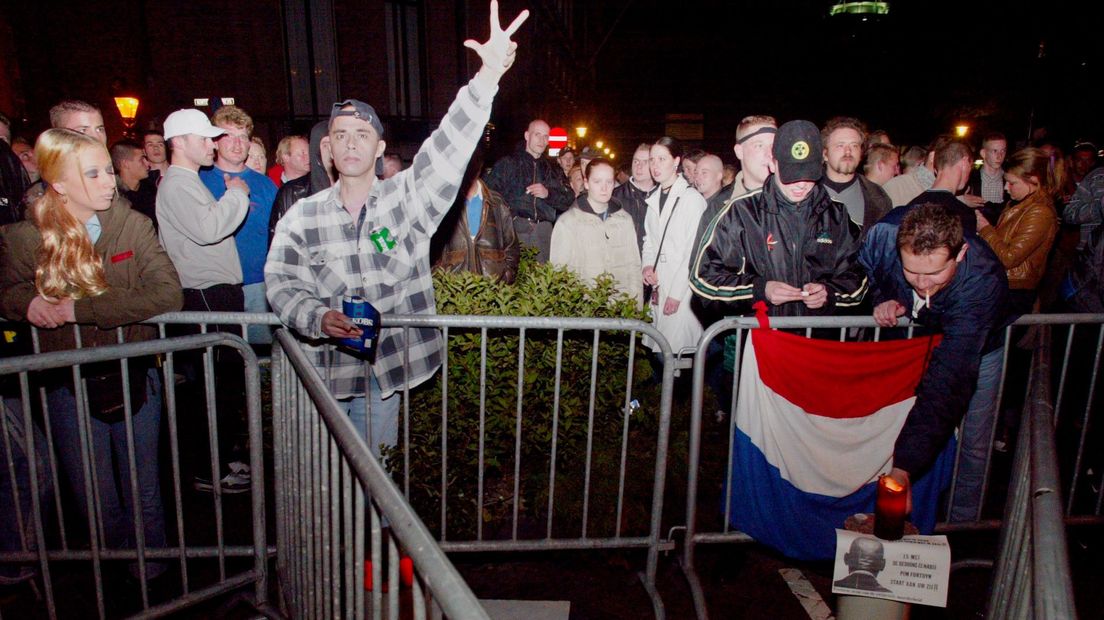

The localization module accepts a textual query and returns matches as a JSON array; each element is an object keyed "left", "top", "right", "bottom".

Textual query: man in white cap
[{"left": 156, "top": 107, "right": 253, "bottom": 494}]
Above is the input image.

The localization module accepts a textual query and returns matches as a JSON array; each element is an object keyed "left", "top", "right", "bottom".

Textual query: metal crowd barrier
[
  {"left": 272, "top": 328, "right": 489, "bottom": 619},
  {"left": 988, "top": 325, "right": 1078, "bottom": 618},
  {"left": 0, "top": 332, "right": 271, "bottom": 619},
  {"left": 144, "top": 312, "right": 677, "bottom": 617},
  {"left": 362, "top": 314, "right": 677, "bottom": 619},
  {"left": 679, "top": 313, "right": 1103, "bottom": 619}
]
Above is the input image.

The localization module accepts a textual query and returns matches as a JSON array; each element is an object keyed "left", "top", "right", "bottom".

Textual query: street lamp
[
  {"left": 596, "top": 140, "right": 604, "bottom": 149},
  {"left": 603, "top": 147, "right": 610, "bottom": 155},
  {"left": 114, "top": 96, "right": 140, "bottom": 138},
  {"left": 576, "top": 126, "right": 587, "bottom": 139}
]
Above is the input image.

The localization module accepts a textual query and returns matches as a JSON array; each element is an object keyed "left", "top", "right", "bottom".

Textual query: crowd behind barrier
[{"left": 0, "top": 310, "right": 1095, "bottom": 619}]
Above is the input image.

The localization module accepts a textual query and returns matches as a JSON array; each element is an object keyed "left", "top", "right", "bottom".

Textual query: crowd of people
[
  {"left": 0, "top": 0, "right": 1102, "bottom": 588},
  {"left": 461, "top": 112, "right": 1099, "bottom": 522}
]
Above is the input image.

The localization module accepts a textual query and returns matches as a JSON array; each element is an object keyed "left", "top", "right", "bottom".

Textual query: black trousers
[{"left": 176, "top": 284, "right": 246, "bottom": 478}]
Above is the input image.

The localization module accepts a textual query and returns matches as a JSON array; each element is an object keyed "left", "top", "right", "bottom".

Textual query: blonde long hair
[{"left": 30, "top": 129, "right": 109, "bottom": 300}]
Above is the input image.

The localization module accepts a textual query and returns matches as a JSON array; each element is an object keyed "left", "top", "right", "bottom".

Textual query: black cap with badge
[
  {"left": 772, "top": 120, "right": 823, "bottom": 184},
  {"left": 330, "top": 99, "right": 387, "bottom": 176}
]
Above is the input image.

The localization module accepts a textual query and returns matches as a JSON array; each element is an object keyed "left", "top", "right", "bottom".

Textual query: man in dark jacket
[
  {"left": 689, "top": 120, "right": 868, "bottom": 317},
  {"left": 820, "top": 116, "right": 892, "bottom": 237},
  {"left": 485, "top": 119, "right": 573, "bottom": 262},
  {"left": 268, "top": 120, "right": 333, "bottom": 247},
  {"left": 860, "top": 202, "right": 1012, "bottom": 522},
  {"left": 611, "top": 142, "right": 656, "bottom": 253}
]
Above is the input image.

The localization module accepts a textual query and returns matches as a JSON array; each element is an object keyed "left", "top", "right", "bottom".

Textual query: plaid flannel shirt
[{"left": 266, "top": 77, "right": 497, "bottom": 399}]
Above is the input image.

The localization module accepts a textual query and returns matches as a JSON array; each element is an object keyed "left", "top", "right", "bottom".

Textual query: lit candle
[{"left": 874, "top": 474, "right": 907, "bottom": 541}]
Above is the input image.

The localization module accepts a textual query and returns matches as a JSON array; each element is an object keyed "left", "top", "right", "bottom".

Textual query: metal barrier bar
[
  {"left": 376, "top": 314, "right": 676, "bottom": 619},
  {"left": 987, "top": 326, "right": 1078, "bottom": 618},
  {"left": 681, "top": 313, "right": 1102, "bottom": 619},
  {"left": 272, "top": 328, "right": 489, "bottom": 619},
  {"left": 0, "top": 333, "right": 270, "bottom": 620}
]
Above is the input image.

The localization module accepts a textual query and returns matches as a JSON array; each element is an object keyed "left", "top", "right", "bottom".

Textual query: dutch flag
[{"left": 724, "top": 303, "right": 956, "bottom": 560}]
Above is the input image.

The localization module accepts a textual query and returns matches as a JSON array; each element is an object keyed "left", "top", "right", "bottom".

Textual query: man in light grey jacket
[{"left": 156, "top": 108, "right": 253, "bottom": 494}]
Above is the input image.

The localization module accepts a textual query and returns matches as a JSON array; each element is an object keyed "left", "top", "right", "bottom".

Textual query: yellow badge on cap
[{"left": 791, "top": 141, "right": 810, "bottom": 160}]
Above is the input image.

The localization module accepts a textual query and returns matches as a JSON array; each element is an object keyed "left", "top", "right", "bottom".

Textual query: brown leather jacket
[
  {"left": 431, "top": 181, "right": 520, "bottom": 283},
  {"left": 978, "top": 190, "right": 1058, "bottom": 290}
]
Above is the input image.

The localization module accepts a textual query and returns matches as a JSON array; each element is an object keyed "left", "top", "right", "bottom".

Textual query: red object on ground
[
  {"left": 363, "top": 557, "right": 414, "bottom": 591},
  {"left": 400, "top": 557, "right": 414, "bottom": 587}
]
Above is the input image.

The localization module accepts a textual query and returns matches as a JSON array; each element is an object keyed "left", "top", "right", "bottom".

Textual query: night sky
[{"left": 554, "top": 0, "right": 1103, "bottom": 157}]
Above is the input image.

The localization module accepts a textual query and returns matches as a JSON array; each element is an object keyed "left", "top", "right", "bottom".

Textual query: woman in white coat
[{"left": 641, "top": 137, "right": 706, "bottom": 356}]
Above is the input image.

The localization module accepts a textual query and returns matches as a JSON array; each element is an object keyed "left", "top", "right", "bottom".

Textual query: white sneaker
[{"left": 193, "top": 461, "right": 251, "bottom": 494}]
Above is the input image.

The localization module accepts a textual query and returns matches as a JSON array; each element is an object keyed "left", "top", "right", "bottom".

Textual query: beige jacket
[{"left": 550, "top": 196, "right": 643, "bottom": 305}]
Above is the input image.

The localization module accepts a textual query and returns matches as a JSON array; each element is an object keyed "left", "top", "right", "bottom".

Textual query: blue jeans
[
  {"left": 242, "top": 282, "right": 272, "bottom": 345},
  {"left": 47, "top": 368, "right": 166, "bottom": 552},
  {"left": 0, "top": 397, "right": 52, "bottom": 579},
  {"left": 950, "top": 346, "right": 1004, "bottom": 522},
  {"left": 339, "top": 377, "right": 399, "bottom": 463}
]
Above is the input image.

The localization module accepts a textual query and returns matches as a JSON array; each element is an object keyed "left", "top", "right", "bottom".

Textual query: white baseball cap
[{"left": 163, "top": 109, "right": 226, "bottom": 141}]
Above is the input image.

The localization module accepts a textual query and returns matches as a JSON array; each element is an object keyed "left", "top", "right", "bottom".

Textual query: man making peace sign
[{"left": 266, "top": 1, "right": 529, "bottom": 458}]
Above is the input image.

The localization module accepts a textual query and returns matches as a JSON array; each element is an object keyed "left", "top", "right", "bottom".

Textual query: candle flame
[{"left": 882, "top": 476, "right": 904, "bottom": 493}]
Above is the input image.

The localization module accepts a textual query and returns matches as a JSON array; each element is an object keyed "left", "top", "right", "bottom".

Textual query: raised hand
[{"left": 465, "top": 0, "right": 529, "bottom": 83}]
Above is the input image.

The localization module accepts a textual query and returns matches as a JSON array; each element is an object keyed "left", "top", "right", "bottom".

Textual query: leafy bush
[{"left": 384, "top": 253, "right": 654, "bottom": 539}]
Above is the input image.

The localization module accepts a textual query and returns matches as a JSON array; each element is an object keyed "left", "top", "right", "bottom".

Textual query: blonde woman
[{"left": 0, "top": 129, "right": 182, "bottom": 577}]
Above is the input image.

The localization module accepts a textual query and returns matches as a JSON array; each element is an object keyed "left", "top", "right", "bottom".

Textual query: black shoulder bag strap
[{"left": 644, "top": 193, "right": 682, "bottom": 302}]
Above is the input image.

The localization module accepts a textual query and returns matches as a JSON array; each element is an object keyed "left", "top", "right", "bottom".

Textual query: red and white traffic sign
[{"left": 548, "top": 126, "right": 568, "bottom": 153}]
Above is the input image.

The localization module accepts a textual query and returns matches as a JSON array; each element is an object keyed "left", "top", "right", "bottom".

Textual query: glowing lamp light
[
  {"left": 603, "top": 147, "right": 610, "bottom": 155},
  {"left": 954, "top": 124, "right": 970, "bottom": 138},
  {"left": 596, "top": 140, "right": 604, "bottom": 149},
  {"left": 576, "top": 126, "right": 588, "bottom": 139},
  {"left": 828, "top": 1, "right": 890, "bottom": 16},
  {"left": 609, "top": 153, "right": 616, "bottom": 160},
  {"left": 114, "top": 97, "right": 140, "bottom": 123},
  {"left": 874, "top": 474, "right": 907, "bottom": 541}
]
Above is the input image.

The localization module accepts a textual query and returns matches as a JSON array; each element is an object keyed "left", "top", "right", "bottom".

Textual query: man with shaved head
[
  {"left": 695, "top": 153, "right": 727, "bottom": 215},
  {"left": 486, "top": 118, "right": 573, "bottom": 262},
  {"left": 833, "top": 537, "right": 892, "bottom": 593}
]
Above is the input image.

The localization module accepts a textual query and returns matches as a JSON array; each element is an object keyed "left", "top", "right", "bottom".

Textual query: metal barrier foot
[
  {"left": 675, "top": 552, "right": 710, "bottom": 620},
  {"left": 212, "top": 591, "right": 284, "bottom": 620},
  {"left": 638, "top": 570, "right": 666, "bottom": 620}
]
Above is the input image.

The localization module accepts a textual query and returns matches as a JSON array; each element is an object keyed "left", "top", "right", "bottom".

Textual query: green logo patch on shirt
[{"left": 369, "top": 227, "right": 397, "bottom": 252}]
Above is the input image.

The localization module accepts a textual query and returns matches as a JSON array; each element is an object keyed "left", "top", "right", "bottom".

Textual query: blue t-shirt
[
  {"left": 467, "top": 192, "right": 483, "bottom": 237},
  {"left": 200, "top": 166, "right": 277, "bottom": 285}
]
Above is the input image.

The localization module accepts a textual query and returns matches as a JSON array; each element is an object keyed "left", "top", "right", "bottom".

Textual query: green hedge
[{"left": 384, "top": 253, "right": 654, "bottom": 539}]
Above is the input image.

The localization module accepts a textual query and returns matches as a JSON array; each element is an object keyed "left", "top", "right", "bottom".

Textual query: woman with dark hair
[
  {"left": 975, "top": 147, "right": 1059, "bottom": 315},
  {"left": 641, "top": 137, "right": 706, "bottom": 356},
  {"left": 0, "top": 128, "right": 182, "bottom": 578},
  {"left": 550, "top": 158, "right": 642, "bottom": 303}
]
